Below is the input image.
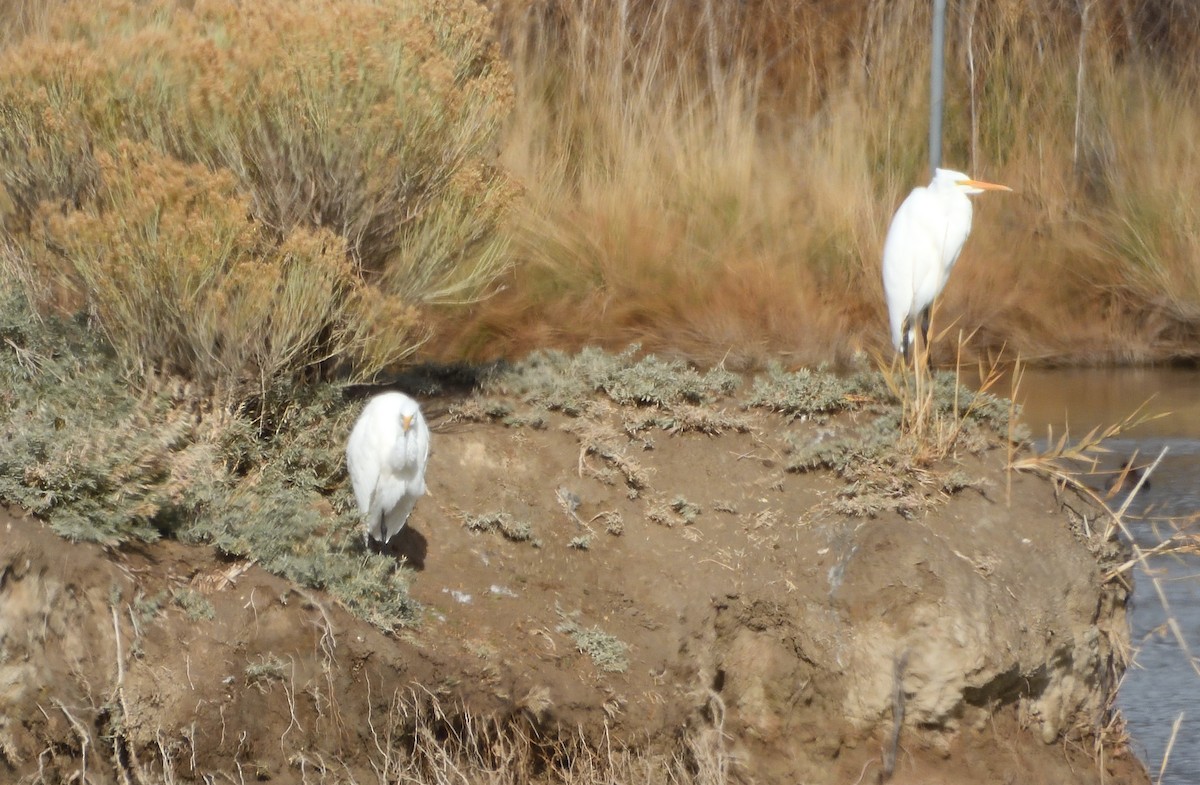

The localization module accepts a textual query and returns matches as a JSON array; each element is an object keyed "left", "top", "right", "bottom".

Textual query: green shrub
[
  {"left": 488, "top": 345, "right": 740, "bottom": 414},
  {"left": 464, "top": 511, "right": 537, "bottom": 544},
  {"left": 556, "top": 611, "right": 628, "bottom": 673},
  {"left": 0, "top": 284, "right": 419, "bottom": 629},
  {"left": 746, "top": 363, "right": 857, "bottom": 421},
  {"left": 172, "top": 588, "right": 215, "bottom": 621}
]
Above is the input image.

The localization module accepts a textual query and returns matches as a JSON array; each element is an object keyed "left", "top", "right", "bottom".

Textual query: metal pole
[{"left": 930, "top": 0, "right": 946, "bottom": 173}]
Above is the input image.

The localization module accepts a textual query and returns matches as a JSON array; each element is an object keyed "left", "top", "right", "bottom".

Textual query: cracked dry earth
[{"left": 0, "top": 393, "right": 1149, "bottom": 784}]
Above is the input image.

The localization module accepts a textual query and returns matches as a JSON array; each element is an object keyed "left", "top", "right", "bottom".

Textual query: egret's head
[
  {"left": 934, "top": 167, "right": 1012, "bottom": 196},
  {"left": 397, "top": 397, "right": 420, "bottom": 434}
]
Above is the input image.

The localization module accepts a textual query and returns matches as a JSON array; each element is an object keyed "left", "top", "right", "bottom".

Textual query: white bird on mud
[
  {"left": 346, "top": 392, "right": 430, "bottom": 545},
  {"left": 882, "top": 168, "right": 1011, "bottom": 361}
]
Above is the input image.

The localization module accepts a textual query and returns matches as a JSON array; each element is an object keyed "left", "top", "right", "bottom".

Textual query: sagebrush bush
[
  {"left": 21, "top": 142, "right": 420, "bottom": 396},
  {"left": 0, "top": 0, "right": 516, "bottom": 394}
]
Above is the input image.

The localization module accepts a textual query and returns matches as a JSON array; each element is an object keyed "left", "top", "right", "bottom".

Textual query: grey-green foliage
[
  {"left": 464, "top": 511, "right": 537, "bottom": 543},
  {"left": 0, "top": 287, "right": 185, "bottom": 544},
  {"left": 927, "top": 370, "right": 1019, "bottom": 436},
  {"left": 0, "top": 285, "right": 418, "bottom": 630},
  {"left": 176, "top": 387, "right": 419, "bottom": 629},
  {"left": 782, "top": 407, "right": 993, "bottom": 518},
  {"left": 670, "top": 496, "right": 701, "bottom": 523},
  {"left": 747, "top": 363, "right": 858, "bottom": 421},
  {"left": 782, "top": 415, "right": 899, "bottom": 475},
  {"left": 172, "top": 588, "right": 215, "bottom": 621},
  {"left": 941, "top": 470, "right": 976, "bottom": 494},
  {"left": 245, "top": 654, "right": 288, "bottom": 687},
  {"left": 749, "top": 361, "right": 1016, "bottom": 438},
  {"left": 556, "top": 611, "right": 629, "bottom": 673},
  {"left": 488, "top": 345, "right": 739, "bottom": 415},
  {"left": 133, "top": 590, "right": 169, "bottom": 624}
]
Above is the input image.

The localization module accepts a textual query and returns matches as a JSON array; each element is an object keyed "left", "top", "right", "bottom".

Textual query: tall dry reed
[{"left": 431, "top": 0, "right": 1200, "bottom": 367}]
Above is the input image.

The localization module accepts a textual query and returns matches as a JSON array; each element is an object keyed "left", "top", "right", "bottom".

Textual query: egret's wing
[
  {"left": 364, "top": 478, "right": 386, "bottom": 542},
  {"left": 347, "top": 405, "right": 390, "bottom": 516},
  {"left": 892, "top": 189, "right": 952, "bottom": 304},
  {"left": 381, "top": 490, "right": 419, "bottom": 543},
  {"left": 882, "top": 193, "right": 920, "bottom": 295},
  {"left": 883, "top": 189, "right": 933, "bottom": 348},
  {"left": 937, "top": 196, "right": 973, "bottom": 284}
]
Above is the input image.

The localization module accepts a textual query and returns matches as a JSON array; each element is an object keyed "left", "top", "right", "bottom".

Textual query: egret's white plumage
[
  {"left": 882, "top": 168, "right": 1011, "bottom": 360},
  {"left": 346, "top": 392, "right": 430, "bottom": 544}
]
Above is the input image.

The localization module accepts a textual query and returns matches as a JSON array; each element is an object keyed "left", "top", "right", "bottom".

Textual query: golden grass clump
[{"left": 0, "top": 0, "right": 516, "bottom": 393}]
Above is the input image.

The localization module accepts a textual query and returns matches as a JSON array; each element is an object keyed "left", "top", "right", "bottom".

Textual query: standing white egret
[
  {"left": 346, "top": 392, "right": 430, "bottom": 545},
  {"left": 882, "top": 168, "right": 1011, "bottom": 361}
]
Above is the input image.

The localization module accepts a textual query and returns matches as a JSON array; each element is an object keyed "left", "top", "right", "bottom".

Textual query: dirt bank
[{"left": 0, "top": 392, "right": 1147, "bottom": 784}]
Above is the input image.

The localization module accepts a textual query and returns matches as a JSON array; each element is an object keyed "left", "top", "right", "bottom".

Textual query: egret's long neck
[{"left": 937, "top": 188, "right": 972, "bottom": 228}]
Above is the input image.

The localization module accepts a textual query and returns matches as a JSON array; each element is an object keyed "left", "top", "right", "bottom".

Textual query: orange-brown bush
[
  {"left": 18, "top": 143, "right": 420, "bottom": 395},
  {"left": 0, "top": 0, "right": 45, "bottom": 45},
  {"left": 428, "top": 0, "right": 1200, "bottom": 366},
  {"left": 0, "top": 0, "right": 516, "bottom": 394}
]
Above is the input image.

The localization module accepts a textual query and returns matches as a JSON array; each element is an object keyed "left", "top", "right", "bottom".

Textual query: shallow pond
[{"left": 1011, "top": 367, "right": 1200, "bottom": 784}]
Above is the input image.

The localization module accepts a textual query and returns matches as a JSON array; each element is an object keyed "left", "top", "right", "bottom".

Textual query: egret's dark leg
[
  {"left": 918, "top": 306, "right": 932, "bottom": 355},
  {"left": 900, "top": 315, "right": 912, "bottom": 363}
]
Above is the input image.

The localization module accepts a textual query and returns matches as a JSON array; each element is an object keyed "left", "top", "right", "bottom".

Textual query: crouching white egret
[
  {"left": 346, "top": 392, "right": 430, "bottom": 545},
  {"left": 882, "top": 168, "right": 1011, "bottom": 361}
]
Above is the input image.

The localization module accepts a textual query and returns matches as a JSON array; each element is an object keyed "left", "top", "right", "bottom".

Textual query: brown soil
[{"left": 0, "top": 398, "right": 1150, "bottom": 784}]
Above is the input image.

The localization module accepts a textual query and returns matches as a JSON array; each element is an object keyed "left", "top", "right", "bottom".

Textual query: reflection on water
[
  {"left": 1012, "top": 366, "right": 1200, "bottom": 440},
  {"left": 1011, "top": 368, "right": 1200, "bottom": 784}
]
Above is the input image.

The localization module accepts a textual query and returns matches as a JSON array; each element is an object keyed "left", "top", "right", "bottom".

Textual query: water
[{"left": 1012, "top": 367, "right": 1200, "bottom": 783}]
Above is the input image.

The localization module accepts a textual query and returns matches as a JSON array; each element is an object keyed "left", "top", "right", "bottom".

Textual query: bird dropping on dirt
[
  {"left": 346, "top": 392, "right": 430, "bottom": 545},
  {"left": 882, "top": 168, "right": 1011, "bottom": 361}
]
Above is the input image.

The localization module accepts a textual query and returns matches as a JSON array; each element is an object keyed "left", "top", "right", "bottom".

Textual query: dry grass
[
  {"left": 5, "top": 0, "right": 1200, "bottom": 370},
  {"left": 428, "top": 0, "right": 1200, "bottom": 366},
  {"left": 28, "top": 587, "right": 731, "bottom": 785},
  {"left": 7, "top": 0, "right": 1200, "bottom": 369},
  {"left": 1009, "top": 402, "right": 1164, "bottom": 508},
  {"left": 877, "top": 330, "right": 1016, "bottom": 464},
  {"left": 360, "top": 686, "right": 737, "bottom": 785},
  {"left": 0, "top": 0, "right": 46, "bottom": 45},
  {"left": 1012, "top": 409, "right": 1200, "bottom": 779}
]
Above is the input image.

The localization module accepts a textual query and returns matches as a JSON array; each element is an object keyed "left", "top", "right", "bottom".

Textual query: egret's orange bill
[{"left": 958, "top": 178, "right": 1012, "bottom": 191}]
